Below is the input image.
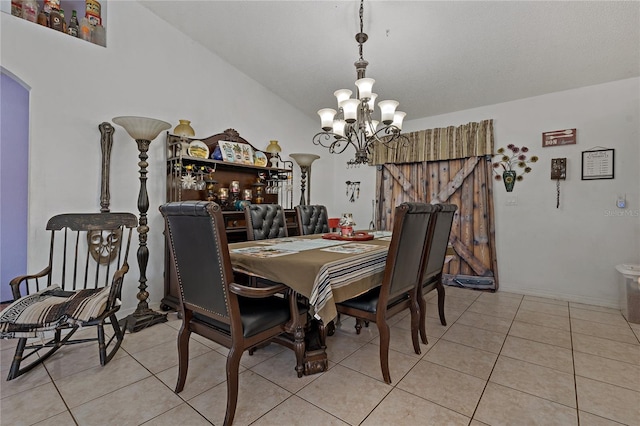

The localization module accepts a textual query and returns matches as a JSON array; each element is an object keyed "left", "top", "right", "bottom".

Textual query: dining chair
[
  {"left": 0, "top": 212, "right": 137, "bottom": 381},
  {"left": 418, "top": 203, "right": 458, "bottom": 343},
  {"left": 335, "top": 202, "right": 439, "bottom": 384},
  {"left": 244, "top": 203, "right": 288, "bottom": 241},
  {"left": 295, "top": 204, "right": 330, "bottom": 235},
  {"left": 160, "top": 201, "right": 307, "bottom": 426}
]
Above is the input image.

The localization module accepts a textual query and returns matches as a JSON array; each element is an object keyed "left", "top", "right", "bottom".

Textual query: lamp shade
[
  {"left": 377, "top": 100, "right": 399, "bottom": 125},
  {"left": 355, "top": 78, "right": 375, "bottom": 99},
  {"left": 290, "top": 153, "right": 320, "bottom": 167},
  {"left": 392, "top": 111, "right": 406, "bottom": 130},
  {"left": 318, "top": 108, "right": 337, "bottom": 131},
  {"left": 334, "top": 89, "right": 352, "bottom": 107},
  {"left": 333, "top": 119, "right": 346, "bottom": 137},
  {"left": 265, "top": 140, "right": 282, "bottom": 154},
  {"left": 112, "top": 116, "right": 171, "bottom": 141},
  {"left": 366, "top": 93, "right": 378, "bottom": 111},
  {"left": 342, "top": 99, "right": 360, "bottom": 123}
]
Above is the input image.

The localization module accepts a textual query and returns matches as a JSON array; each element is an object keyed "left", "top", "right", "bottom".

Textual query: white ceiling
[{"left": 140, "top": 1, "right": 640, "bottom": 122}]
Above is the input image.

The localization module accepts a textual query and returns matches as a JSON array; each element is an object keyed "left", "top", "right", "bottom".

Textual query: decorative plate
[
  {"left": 254, "top": 151, "right": 268, "bottom": 167},
  {"left": 188, "top": 140, "right": 209, "bottom": 159}
]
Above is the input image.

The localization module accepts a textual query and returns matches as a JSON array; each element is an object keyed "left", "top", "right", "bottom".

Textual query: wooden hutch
[{"left": 161, "top": 128, "right": 298, "bottom": 311}]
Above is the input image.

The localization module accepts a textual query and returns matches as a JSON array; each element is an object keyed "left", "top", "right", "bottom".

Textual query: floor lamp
[
  {"left": 290, "top": 153, "right": 320, "bottom": 206},
  {"left": 113, "top": 116, "right": 171, "bottom": 332}
]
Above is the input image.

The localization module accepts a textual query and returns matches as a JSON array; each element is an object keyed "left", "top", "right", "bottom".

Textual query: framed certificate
[{"left": 581, "top": 148, "right": 614, "bottom": 180}]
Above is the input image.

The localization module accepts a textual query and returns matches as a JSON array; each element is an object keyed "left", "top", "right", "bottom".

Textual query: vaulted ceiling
[{"left": 140, "top": 1, "right": 640, "bottom": 121}]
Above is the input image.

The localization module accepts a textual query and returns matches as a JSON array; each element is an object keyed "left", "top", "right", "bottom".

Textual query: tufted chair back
[
  {"left": 244, "top": 204, "right": 288, "bottom": 240},
  {"left": 422, "top": 204, "right": 457, "bottom": 282},
  {"left": 161, "top": 201, "right": 233, "bottom": 322},
  {"left": 417, "top": 203, "right": 458, "bottom": 338},
  {"left": 295, "top": 205, "right": 330, "bottom": 235}
]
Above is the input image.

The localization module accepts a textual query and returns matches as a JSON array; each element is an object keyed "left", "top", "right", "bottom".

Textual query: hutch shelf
[{"left": 161, "top": 128, "right": 298, "bottom": 311}]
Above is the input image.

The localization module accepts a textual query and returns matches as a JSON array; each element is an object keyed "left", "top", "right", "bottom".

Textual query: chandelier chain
[{"left": 358, "top": 0, "right": 364, "bottom": 60}]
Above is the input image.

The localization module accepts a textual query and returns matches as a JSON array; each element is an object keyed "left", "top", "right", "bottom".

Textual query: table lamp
[{"left": 265, "top": 140, "right": 282, "bottom": 167}]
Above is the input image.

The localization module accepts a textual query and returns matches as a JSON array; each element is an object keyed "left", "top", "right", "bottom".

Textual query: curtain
[
  {"left": 370, "top": 119, "right": 494, "bottom": 165},
  {"left": 374, "top": 119, "right": 499, "bottom": 289}
]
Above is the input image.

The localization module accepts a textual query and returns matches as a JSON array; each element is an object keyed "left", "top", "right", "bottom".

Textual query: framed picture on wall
[{"left": 581, "top": 148, "right": 614, "bottom": 180}]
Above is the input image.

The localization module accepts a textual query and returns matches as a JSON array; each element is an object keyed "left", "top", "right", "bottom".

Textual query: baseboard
[{"left": 498, "top": 285, "right": 620, "bottom": 310}]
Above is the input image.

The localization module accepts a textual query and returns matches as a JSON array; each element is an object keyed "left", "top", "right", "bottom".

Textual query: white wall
[
  {"left": 331, "top": 78, "right": 640, "bottom": 308},
  {"left": 0, "top": 2, "right": 321, "bottom": 315}
]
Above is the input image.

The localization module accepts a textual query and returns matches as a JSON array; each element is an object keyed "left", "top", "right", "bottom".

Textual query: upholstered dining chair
[
  {"left": 160, "top": 201, "right": 307, "bottom": 426},
  {"left": 0, "top": 212, "right": 137, "bottom": 381},
  {"left": 418, "top": 203, "right": 458, "bottom": 343},
  {"left": 295, "top": 204, "right": 330, "bottom": 235},
  {"left": 244, "top": 204, "right": 288, "bottom": 241},
  {"left": 335, "top": 202, "right": 439, "bottom": 384}
]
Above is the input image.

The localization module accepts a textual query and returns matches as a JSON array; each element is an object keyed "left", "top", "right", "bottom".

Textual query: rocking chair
[{"left": 0, "top": 212, "right": 137, "bottom": 381}]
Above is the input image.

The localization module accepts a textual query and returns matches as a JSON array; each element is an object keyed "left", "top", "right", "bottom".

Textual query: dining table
[
  {"left": 229, "top": 231, "right": 392, "bottom": 375},
  {"left": 228, "top": 232, "right": 392, "bottom": 324},
  {"left": 228, "top": 232, "right": 455, "bottom": 376}
]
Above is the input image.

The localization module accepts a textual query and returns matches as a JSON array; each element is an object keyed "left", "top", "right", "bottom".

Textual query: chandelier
[{"left": 312, "top": 0, "right": 408, "bottom": 166}]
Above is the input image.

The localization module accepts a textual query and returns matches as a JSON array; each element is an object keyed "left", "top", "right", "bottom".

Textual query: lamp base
[{"left": 120, "top": 309, "right": 168, "bottom": 333}]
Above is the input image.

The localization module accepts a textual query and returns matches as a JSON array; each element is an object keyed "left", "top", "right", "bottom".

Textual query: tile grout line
[{"left": 466, "top": 291, "right": 524, "bottom": 423}]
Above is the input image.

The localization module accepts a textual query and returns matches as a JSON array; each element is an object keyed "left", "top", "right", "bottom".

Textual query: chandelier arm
[
  {"left": 312, "top": 132, "right": 358, "bottom": 155},
  {"left": 369, "top": 128, "right": 410, "bottom": 150}
]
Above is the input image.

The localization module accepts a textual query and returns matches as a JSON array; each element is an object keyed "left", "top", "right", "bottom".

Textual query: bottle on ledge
[
  {"left": 50, "top": 8, "right": 63, "bottom": 32},
  {"left": 79, "top": 16, "right": 92, "bottom": 42},
  {"left": 59, "top": 9, "right": 67, "bottom": 33},
  {"left": 37, "top": 8, "right": 48, "bottom": 27},
  {"left": 22, "top": 0, "right": 38, "bottom": 23},
  {"left": 67, "top": 10, "right": 79, "bottom": 37}
]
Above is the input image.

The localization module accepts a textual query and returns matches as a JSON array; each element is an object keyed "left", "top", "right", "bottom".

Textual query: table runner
[{"left": 229, "top": 235, "right": 389, "bottom": 322}]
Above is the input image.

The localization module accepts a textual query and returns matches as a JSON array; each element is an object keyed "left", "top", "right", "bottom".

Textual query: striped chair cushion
[{"left": 0, "top": 285, "right": 113, "bottom": 338}]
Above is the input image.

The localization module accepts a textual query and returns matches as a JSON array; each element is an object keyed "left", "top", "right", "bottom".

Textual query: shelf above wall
[{"left": 3, "top": 0, "right": 107, "bottom": 47}]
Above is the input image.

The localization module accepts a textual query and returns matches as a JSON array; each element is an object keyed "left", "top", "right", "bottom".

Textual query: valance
[{"left": 370, "top": 119, "right": 494, "bottom": 165}]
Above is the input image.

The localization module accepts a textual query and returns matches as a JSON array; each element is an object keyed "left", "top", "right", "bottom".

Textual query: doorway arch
[{"left": 1, "top": 68, "right": 30, "bottom": 303}]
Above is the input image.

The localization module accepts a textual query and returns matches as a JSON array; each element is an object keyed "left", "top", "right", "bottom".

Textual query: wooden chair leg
[
  {"left": 410, "top": 301, "right": 422, "bottom": 355},
  {"left": 7, "top": 337, "right": 28, "bottom": 381},
  {"left": 316, "top": 320, "right": 327, "bottom": 349},
  {"left": 436, "top": 283, "right": 447, "bottom": 326},
  {"left": 7, "top": 328, "right": 75, "bottom": 381},
  {"left": 99, "top": 314, "right": 125, "bottom": 366},
  {"left": 225, "top": 347, "right": 243, "bottom": 426},
  {"left": 418, "top": 290, "right": 428, "bottom": 344},
  {"left": 354, "top": 318, "right": 363, "bottom": 335},
  {"left": 377, "top": 321, "right": 391, "bottom": 384},
  {"left": 174, "top": 321, "right": 191, "bottom": 393}
]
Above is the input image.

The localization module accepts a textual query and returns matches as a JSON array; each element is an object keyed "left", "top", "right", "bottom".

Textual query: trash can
[{"left": 616, "top": 264, "right": 640, "bottom": 324}]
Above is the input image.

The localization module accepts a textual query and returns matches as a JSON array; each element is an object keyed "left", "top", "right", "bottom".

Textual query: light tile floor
[{"left": 1, "top": 287, "right": 639, "bottom": 425}]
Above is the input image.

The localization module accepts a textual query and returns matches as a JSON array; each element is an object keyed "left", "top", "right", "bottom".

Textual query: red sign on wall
[{"left": 542, "top": 129, "right": 576, "bottom": 147}]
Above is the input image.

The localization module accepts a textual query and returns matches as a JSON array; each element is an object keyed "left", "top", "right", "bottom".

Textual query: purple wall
[{"left": 1, "top": 71, "right": 29, "bottom": 302}]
